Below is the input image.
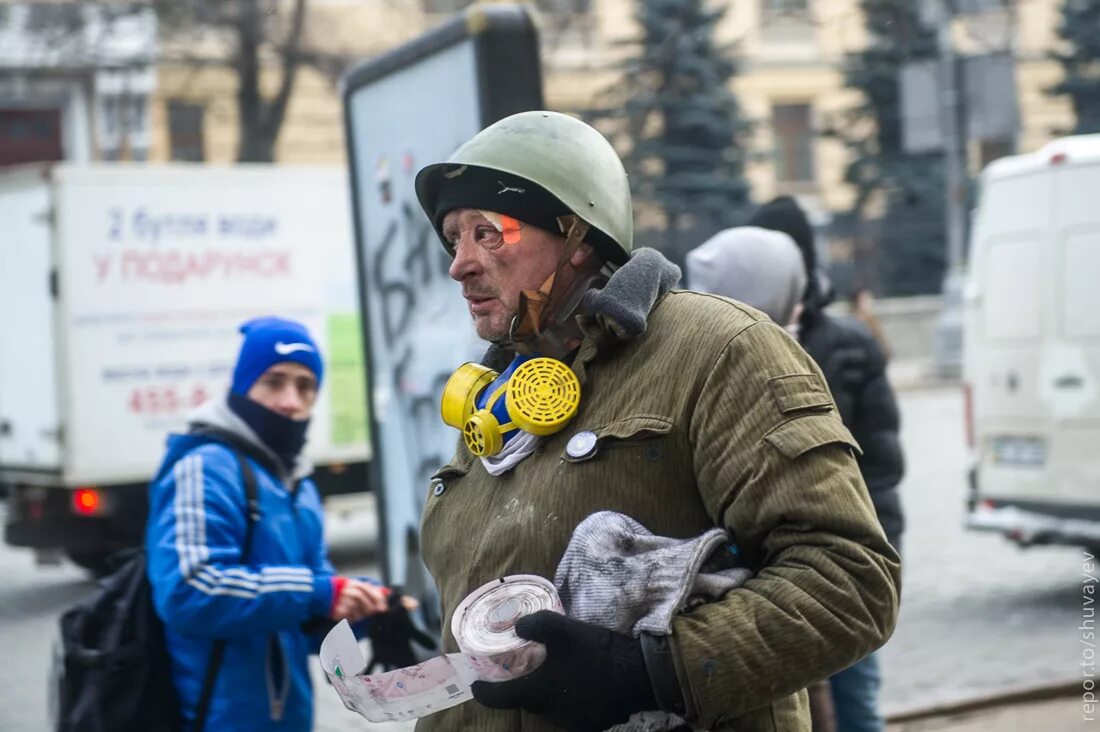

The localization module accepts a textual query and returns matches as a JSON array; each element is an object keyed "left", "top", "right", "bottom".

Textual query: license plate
[{"left": 990, "top": 436, "right": 1046, "bottom": 467}]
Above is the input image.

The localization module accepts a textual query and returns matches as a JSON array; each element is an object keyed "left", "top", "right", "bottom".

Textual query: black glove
[
  {"left": 365, "top": 590, "right": 438, "bottom": 672},
  {"left": 471, "top": 610, "right": 658, "bottom": 732},
  {"left": 299, "top": 616, "right": 338, "bottom": 636}
]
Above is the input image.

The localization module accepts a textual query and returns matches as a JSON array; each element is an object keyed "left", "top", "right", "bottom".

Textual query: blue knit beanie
[{"left": 231, "top": 317, "right": 324, "bottom": 396}]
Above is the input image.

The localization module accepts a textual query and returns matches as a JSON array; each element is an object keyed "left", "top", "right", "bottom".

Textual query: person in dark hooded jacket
[{"left": 748, "top": 197, "right": 905, "bottom": 732}]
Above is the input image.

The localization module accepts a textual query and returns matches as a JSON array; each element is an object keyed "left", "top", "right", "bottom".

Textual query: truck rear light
[
  {"left": 1050, "top": 152, "right": 1068, "bottom": 165},
  {"left": 73, "top": 488, "right": 101, "bottom": 516},
  {"left": 963, "top": 382, "right": 974, "bottom": 448}
]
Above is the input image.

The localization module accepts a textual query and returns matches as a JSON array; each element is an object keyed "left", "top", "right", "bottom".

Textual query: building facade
[
  {"left": 80, "top": 1, "right": 1080, "bottom": 225},
  {"left": 0, "top": 3, "right": 157, "bottom": 166}
]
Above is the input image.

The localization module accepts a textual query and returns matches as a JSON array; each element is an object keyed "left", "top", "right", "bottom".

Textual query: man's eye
[{"left": 475, "top": 226, "right": 504, "bottom": 248}]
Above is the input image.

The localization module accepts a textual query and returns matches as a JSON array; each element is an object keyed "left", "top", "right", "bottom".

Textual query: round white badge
[{"left": 566, "top": 430, "right": 598, "bottom": 459}]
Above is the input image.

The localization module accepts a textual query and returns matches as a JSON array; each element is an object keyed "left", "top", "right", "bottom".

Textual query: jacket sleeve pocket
[
  {"left": 763, "top": 413, "right": 863, "bottom": 460},
  {"left": 767, "top": 372, "right": 834, "bottom": 415}
]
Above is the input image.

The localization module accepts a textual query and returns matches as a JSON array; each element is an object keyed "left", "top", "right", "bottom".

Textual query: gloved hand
[
  {"left": 471, "top": 610, "right": 657, "bottom": 732},
  {"left": 365, "top": 590, "right": 438, "bottom": 672}
]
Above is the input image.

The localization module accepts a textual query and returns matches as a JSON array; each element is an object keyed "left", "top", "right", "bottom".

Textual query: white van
[{"left": 963, "top": 134, "right": 1100, "bottom": 550}]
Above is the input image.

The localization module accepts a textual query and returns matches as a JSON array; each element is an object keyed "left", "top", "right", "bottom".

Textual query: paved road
[
  {"left": 0, "top": 387, "right": 1083, "bottom": 730},
  {"left": 887, "top": 694, "right": 1090, "bottom": 732},
  {"left": 879, "top": 387, "right": 1082, "bottom": 716}
]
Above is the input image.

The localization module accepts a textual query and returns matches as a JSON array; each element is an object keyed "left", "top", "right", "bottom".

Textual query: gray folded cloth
[{"left": 555, "top": 511, "right": 754, "bottom": 731}]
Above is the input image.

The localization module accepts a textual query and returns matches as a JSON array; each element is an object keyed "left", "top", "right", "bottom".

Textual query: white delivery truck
[
  {"left": 0, "top": 164, "right": 370, "bottom": 572},
  {"left": 963, "top": 134, "right": 1100, "bottom": 551}
]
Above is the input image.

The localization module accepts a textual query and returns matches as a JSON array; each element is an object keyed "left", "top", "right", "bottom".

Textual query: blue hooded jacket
[{"left": 146, "top": 396, "right": 345, "bottom": 731}]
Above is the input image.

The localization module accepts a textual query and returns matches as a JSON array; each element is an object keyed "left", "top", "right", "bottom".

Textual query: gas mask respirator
[{"left": 441, "top": 354, "right": 580, "bottom": 457}]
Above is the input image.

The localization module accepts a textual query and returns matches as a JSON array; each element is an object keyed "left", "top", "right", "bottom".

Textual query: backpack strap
[
  {"left": 190, "top": 423, "right": 289, "bottom": 485},
  {"left": 192, "top": 450, "right": 260, "bottom": 732}
]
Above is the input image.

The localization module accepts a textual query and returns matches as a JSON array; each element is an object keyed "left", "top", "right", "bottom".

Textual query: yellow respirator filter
[
  {"left": 505, "top": 358, "right": 581, "bottom": 436},
  {"left": 441, "top": 363, "right": 497, "bottom": 430},
  {"left": 440, "top": 358, "right": 581, "bottom": 457}
]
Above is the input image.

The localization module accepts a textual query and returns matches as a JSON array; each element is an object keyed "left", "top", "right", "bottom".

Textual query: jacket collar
[
  {"left": 578, "top": 248, "right": 681, "bottom": 343},
  {"left": 481, "top": 247, "right": 681, "bottom": 379},
  {"left": 187, "top": 395, "right": 314, "bottom": 484}
]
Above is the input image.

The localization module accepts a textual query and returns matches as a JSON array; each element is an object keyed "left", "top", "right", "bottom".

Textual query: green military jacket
[{"left": 417, "top": 290, "right": 901, "bottom": 731}]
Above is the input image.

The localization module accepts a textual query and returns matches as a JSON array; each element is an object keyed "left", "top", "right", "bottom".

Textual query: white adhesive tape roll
[
  {"left": 321, "top": 574, "right": 563, "bottom": 723},
  {"left": 451, "top": 574, "right": 563, "bottom": 682}
]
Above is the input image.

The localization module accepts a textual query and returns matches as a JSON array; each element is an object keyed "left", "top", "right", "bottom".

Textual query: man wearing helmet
[{"left": 413, "top": 111, "right": 900, "bottom": 732}]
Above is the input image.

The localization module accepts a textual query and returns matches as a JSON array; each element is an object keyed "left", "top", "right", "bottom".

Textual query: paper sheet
[{"left": 319, "top": 620, "right": 484, "bottom": 723}]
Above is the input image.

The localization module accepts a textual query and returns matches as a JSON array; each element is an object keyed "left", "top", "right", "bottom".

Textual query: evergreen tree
[
  {"left": 1049, "top": 0, "right": 1100, "bottom": 134},
  {"left": 835, "top": 0, "right": 947, "bottom": 296},
  {"left": 588, "top": 0, "right": 752, "bottom": 266}
]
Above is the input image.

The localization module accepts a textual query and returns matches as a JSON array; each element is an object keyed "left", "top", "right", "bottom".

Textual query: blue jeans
[{"left": 829, "top": 653, "right": 884, "bottom": 732}]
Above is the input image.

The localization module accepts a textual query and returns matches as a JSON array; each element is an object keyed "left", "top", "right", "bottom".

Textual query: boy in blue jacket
[{"left": 147, "top": 316, "right": 387, "bottom": 731}]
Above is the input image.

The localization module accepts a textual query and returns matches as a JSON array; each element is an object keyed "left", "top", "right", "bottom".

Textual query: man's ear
[{"left": 569, "top": 242, "right": 597, "bottom": 268}]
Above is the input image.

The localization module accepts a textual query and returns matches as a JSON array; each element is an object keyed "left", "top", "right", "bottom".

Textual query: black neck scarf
[{"left": 228, "top": 391, "right": 309, "bottom": 473}]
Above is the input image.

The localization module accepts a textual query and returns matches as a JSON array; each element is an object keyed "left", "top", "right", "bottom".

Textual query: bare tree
[
  {"left": 32, "top": 0, "right": 352, "bottom": 162},
  {"left": 156, "top": 0, "right": 311, "bottom": 162}
]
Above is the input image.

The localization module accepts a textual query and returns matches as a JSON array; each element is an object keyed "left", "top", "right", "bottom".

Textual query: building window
[
  {"left": 421, "top": 0, "right": 475, "bottom": 14},
  {"left": 0, "top": 108, "right": 63, "bottom": 167},
  {"left": 773, "top": 103, "right": 815, "bottom": 184},
  {"left": 534, "top": 0, "right": 593, "bottom": 11},
  {"left": 25, "top": 3, "right": 84, "bottom": 34},
  {"left": 760, "top": 0, "right": 813, "bottom": 45},
  {"left": 168, "top": 101, "right": 205, "bottom": 162},
  {"left": 762, "top": 0, "right": 809, "bottom": 18},
  {"left": 535, "top": 0, "right": 595, "bottom": 51},
  {"left": 978, "top": 138, "right": 1013, "bottom": 168},
  {"left": 99, "top": 94, "right": 150, "bottom": 161}
]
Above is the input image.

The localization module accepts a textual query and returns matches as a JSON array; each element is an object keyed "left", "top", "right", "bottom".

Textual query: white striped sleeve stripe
[
  {"left": 188, "top": 574, "right": 313, "bottom": 597},
  {"left": 186, "top": 579, "right": 316, "bottom": 598},
  {"left": 174, "top": 454, "right": 206, "bottom": 578},
  {"left": 185, "top": 578, "right": 258, "bottom": 600},
  {"left": 196, "top": 567, "right": 313, "bottom": 593},
  {"left": 170, "top": 452, "right": 317, "bottom": 599},
  {"left": 194, "top": 563, "right": 310, "bottom": 594},
  {"left": 257, "top": 566, "right": 312, "bottom": 578},
  {"left": 197, "top": 568, "right": 263, "bottom": 592}
]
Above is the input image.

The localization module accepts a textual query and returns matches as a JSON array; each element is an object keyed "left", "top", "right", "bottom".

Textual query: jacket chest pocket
[
  {"left": 560, "top": 414, "right": 674, "bottom": 464},
  {"left": 556, "top": 415, "right": 680, "bottom": 494},
  {"left": 554, "top": 414, "right": 704, "bottom": 532}
]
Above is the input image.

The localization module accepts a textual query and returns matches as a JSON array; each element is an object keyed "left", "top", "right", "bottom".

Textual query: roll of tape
[
  {"left": 321, "top": 574, "right": 563, "bottom": 722},
  {"left": 451, "top": 574, "right": 563, "bottom": 681}
]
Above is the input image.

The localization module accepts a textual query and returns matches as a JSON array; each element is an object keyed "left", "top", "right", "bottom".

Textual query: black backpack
[{"left": 54, "top": 450, "right": 259, "bottom": 732}]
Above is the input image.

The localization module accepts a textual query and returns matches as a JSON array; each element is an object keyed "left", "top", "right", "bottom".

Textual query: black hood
[
  {"left": 747, "top": 196, "right": 816, "bottom": 274},
  {"left": 747, "top": 196, "right": 827, "bottom": 321}
]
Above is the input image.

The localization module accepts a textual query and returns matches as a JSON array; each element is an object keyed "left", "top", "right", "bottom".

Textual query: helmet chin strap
[{"left": 507, "top": 215, "right": 601, "bottom": 359}]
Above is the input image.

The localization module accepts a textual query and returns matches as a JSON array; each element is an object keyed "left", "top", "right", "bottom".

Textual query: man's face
[
  {"left": 444, "top": 208, "right": 566, "bottom": 342},
  {"left": 247, "top": 362, "right": 318, "bottom": 421}
]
